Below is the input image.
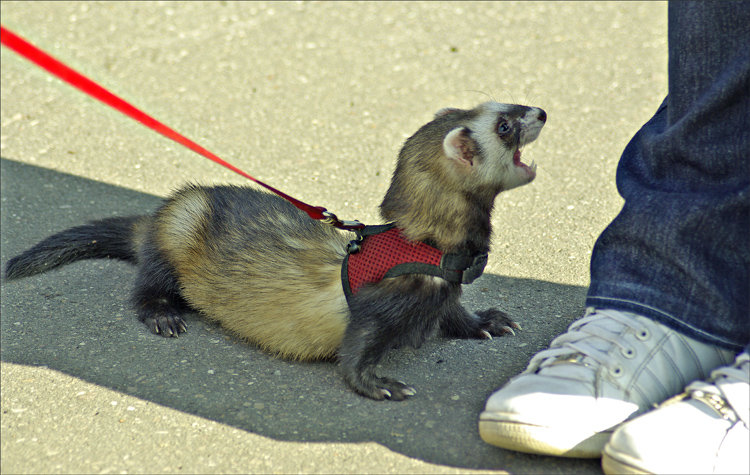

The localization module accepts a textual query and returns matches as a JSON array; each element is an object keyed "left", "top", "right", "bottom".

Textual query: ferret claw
[
  {"left": 144, "top": 314, "right": 186, "bottom": 338},
  {"left": 502, "top": 326, "right": 516, "bottom": 336},
  {"left": 480, "top": 329, "right": 493, "bottom": 340},
  {"left": 367, "top": 378, "right": 417, "bottom": 401}
]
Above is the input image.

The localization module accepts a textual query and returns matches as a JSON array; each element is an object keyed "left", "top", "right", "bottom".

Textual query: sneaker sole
[
  {"left": 601, "top": 451, "right": 652, "bottom": 475},
  {"left": 478, "top": 416, "right": 610, "bottom": 458}
]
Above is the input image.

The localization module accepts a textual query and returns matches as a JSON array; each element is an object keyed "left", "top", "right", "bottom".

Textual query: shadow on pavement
[{"left": 1, "top": 157, "right": 599, "bottom": 473}]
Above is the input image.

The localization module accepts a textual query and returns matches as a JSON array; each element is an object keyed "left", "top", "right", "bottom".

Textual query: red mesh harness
[{"left": 341, "top": 224, "right": 488, "bottom": 302}]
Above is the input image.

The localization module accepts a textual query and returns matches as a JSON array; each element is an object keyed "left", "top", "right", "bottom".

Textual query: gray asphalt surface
[{"left": 1, "top": 2, "right": 668, "bottom": 473}]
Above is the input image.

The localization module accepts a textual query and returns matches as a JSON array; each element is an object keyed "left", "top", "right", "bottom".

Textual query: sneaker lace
[
  {"left": 711, "top": 351, "right": 750, "bottom": 384},
  {"left": 684, "top": 351, "right": 750, "bottom": 426},
  {"left": 527, "top": 308, "right": 647, "bottom": 377}
]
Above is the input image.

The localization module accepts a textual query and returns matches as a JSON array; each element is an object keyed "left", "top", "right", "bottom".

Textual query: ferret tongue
[{"left": 513, "top": 149, "right": 522, "bottom": 166}]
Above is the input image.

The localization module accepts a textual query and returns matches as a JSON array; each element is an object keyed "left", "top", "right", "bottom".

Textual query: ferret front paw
[
  {"left": 474, "top": 308, "right": 521, "bottom": 338},
  {"left": 344, "top": 372, "right": 416, "bottom": 401},
  {"left": 374, "top": 377, "right": 417, "bottom": 401}
]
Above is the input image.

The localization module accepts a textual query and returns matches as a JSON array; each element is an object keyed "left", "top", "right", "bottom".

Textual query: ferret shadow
[{"left": 0, "top": 157, "right": 598, "bottom": 473}]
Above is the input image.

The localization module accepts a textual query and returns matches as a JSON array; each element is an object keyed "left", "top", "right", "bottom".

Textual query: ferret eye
[{"left": 497, "top": 121, "right": 510, "bottom": 135}]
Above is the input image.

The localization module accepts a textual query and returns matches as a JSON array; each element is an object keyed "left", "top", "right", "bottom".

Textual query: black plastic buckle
[{"left": 439, "top": 252, "right": 488, "bottom": 284}]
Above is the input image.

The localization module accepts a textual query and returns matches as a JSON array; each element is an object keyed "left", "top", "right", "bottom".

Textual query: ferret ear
[
  {"left": 443, "top": 127, "right": 474, "bottom": 168},
  {"left": 435, "top": 107, "right": 461, "bottom": 118}
]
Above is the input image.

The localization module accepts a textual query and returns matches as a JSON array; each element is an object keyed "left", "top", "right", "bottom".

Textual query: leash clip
[{"left": 321, "top": 210, "right": 365, "bottom": 231}]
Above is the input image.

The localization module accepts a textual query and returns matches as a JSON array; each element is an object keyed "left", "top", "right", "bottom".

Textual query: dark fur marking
[{"left": 4, "top": 216, "right": 139, "bottom": 280}]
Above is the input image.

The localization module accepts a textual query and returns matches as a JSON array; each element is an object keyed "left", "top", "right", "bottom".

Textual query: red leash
[{"left": 0, "top": 25, "right": 363, "bottom": 231}]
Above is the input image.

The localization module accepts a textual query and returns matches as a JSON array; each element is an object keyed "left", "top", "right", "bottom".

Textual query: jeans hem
[{"left": 586, "top": 295, "right": 744, "bottom": 352}]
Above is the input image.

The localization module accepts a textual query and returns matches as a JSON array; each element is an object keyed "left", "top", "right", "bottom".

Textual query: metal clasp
[{"left": 321, "top": 210, "right": 365, "bottom": 230}]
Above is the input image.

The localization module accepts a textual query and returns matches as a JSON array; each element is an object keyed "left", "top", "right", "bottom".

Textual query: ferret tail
[{"left": 4, "top": 216, "right": 146, "bottom": 280}]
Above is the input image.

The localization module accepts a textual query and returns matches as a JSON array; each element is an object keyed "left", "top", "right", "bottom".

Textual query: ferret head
[
  {"left": 380, "top": 102, "right": 546, "bottom": 246},
  {"left": 426, "top": 102, "right": 545, "bottom": 192}
]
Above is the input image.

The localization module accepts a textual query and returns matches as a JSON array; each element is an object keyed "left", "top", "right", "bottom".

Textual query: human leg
[
  {"left": 587, "top": 0, "right": 750, "bottom": 350},
  {"left": 479, "top": 0, "right": 750, "bottom": 457}
]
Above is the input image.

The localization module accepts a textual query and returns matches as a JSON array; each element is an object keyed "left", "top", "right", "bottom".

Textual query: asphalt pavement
[{"left": 1, "top": 2, "right": 668, "bottom": 473}]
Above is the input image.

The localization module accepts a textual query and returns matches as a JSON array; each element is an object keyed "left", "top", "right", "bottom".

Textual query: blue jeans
[{"left": 586, "top": 1, "right": 750, "bottom": 352}]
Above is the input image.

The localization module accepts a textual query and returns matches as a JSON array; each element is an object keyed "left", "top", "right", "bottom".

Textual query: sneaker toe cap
[
  {"left": 604, "top": 399, "right": 748, "bottom": 474},
  {"left": 482, "top": 374, "right": 639, "bottom": 431}
]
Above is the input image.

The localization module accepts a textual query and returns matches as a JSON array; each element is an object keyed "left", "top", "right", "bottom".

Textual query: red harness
[{"left": 341, "top": 224, "right": 488, "bottom": 301}]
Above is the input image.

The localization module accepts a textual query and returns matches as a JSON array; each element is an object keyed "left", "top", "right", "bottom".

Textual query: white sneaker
[
  {"left": 601, "top": 351, "right": 749, "bottom": 474},
  {"left": 478, "top": 308, "right": 735, "bottom": 458}
]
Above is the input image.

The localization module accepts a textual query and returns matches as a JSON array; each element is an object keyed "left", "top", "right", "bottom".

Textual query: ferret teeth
[{"left": 530, "top": 160, "right": 537, "bottom": 172}]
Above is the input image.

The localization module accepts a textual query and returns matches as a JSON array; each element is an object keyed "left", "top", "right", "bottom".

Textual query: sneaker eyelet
[
  {"left": 620, "top": 347, "right": 636, "bottom": 359},
  {"left": 636, "top": 329, "right": 650, "bottom": 341},
  {"left": 610, "top": 366, "right": 624, "bottom": 377}
]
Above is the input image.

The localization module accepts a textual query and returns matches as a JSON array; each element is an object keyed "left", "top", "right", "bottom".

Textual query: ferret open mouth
[{"left": 513, "top": 149, "right": 537, "bottom": 176}]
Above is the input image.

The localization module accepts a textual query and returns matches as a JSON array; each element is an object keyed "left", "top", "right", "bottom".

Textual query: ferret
[{"left": 4, "top": 101, "right": 546, "bottom": 400}]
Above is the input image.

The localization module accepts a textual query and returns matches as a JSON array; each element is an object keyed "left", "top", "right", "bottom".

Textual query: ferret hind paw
[{"left": 144, "top": 313, "right": 188, "bottom": 337}]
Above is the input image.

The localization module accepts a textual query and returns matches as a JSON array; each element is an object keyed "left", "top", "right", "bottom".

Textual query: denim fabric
[{"left": 586, "top": 1, "right": 750, "bottom": 351}]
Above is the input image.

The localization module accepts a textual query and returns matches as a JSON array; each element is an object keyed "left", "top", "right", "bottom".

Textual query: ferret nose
[{"left": 537, "top": 109, "right": 547, "bottom": 123}]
